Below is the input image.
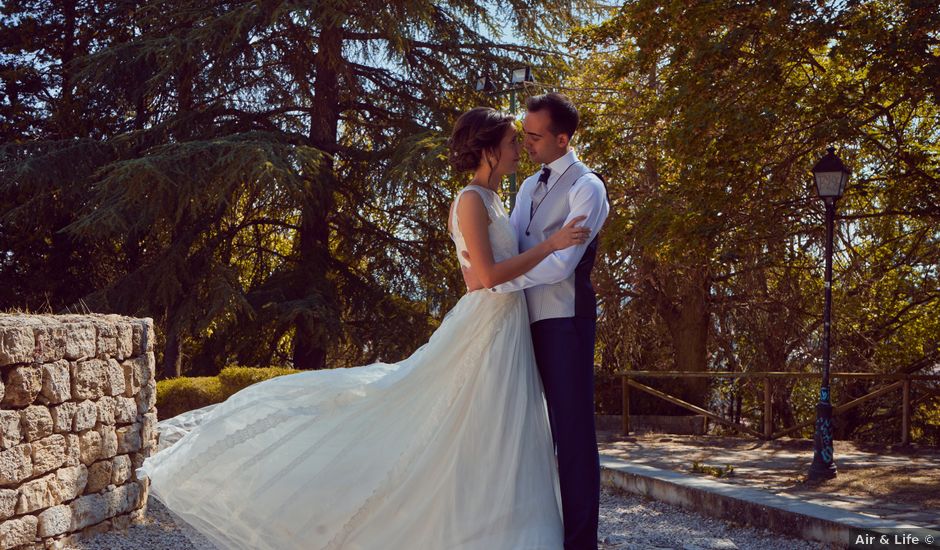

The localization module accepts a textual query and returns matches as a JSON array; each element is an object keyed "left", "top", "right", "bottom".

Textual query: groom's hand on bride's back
[{"left": 461, "top": 262, "right": 485, "bottom": 292}]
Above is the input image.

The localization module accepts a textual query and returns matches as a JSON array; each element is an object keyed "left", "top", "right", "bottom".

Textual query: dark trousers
[{"left": 531, "top": 316, "right": 600, "bottom": 550}]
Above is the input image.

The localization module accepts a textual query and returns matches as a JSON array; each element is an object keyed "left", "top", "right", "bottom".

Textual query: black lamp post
[
  {"left": 474, "top": 66, "right": 534, "bottom": 210},
  {"left": 808, "top": 146, "right": 850, "bottom": 481}
]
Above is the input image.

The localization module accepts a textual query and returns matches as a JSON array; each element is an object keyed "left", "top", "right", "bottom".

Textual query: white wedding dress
[{"left": 138, "top": 185, "right": 564, "bottom": 550}]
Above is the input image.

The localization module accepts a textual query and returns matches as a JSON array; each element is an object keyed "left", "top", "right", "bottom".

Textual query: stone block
[
  {"left": 72, "top": 401, "right": 97, "bottom": 432},
  {"left": 55, "top": 464, "right": 87, "bottom": 502},
  {"left": 33, "top": 326, "right": 66, "bottom": 363},
  {"left": 0, "top": 445, "right": 31, "bottom": 487},
  {"left": 97, "top": 425, "right": 117, "bottom": 460},
  {"left": 136, "top": 379, "right": 156, "bottom": 415},
  {"left": 110, "top": 455, "right": 131, "bottom": 486},
  {"left": 130, "top": 452, "right": 146, "bottom": 473},
  {"left": 1, "top": 364, "right": 42, "bottom": 407},
  {"left": 115, "top": 324, "right": 133, "bottom": 361},
  {"left": 63, "top": 323, "right": 96, "bottom": 361},
  {"left": 110, "top": 511, "right": 131, "bottom": 531},
  {"left": 115, "top": 425, "right": 141, "bottom": 455},
  {"left": 20, "top": 406, "right": 53, "bottom": 442},
  {"left": 140, "top": 413, "right": 157, "bottom": 450},
  {"left": 0, "top": 490, "right": 15, "bottom": 521},
  {"left": 120, "top": 356, "right": 147, "bottom": 397},
  {"left": 0, "top": 412, "right": 20, "bottom": 450},
  {"left": 39, "top": 361, "right": 71, "bottom": 405},
  {"left": 0, "top": 325, "right": 35, "bottom": 367},
  {"left": 37, "top": 504, "right": 71, "bottom": 538},
  {"left": 0, "top": 326, "right": 36, "bottom": 367},
  {"left": 104, "top": 359, "right": 125, "bottom": 397},
  {"left": 95, "top": 322, "right": 118, "bottom": 359},
  {"left": 30, "top": 435, "right": 66, "bottom": 477},
  {"left": 79, "top": 519, "right": 110, "bottom": 538},
  {"left": 131, "top": 320, "right": 154, "bottom": 356},
  {"left": 85, "top": 461, "right": 111, "bottom": 494},
  {"left": 68, "top": 493, "right": 107, "bottom": 531},
  {"left": 15, "top": 473, "right": 59, "bottom": 514},
  {"left": 49, "top": 403, "right": 76, "bottom": 435},
  {"left": 95, "top": 397, "right": 115, "bottom": 426},
  {"left": 62, "top": 434, "right": 80, "bottom": 468},
  {"left": 136, "top": 479, "right": 148, "bottom": 507},
  {"left": 70, "top": 360, "right": 106, "bottom": 401},
  {"left": 78, "top": 431, "right": 101, "bottom": 466},
  {"left": 113, "top": 397, "right": 136, "bottom": 425},
  {"left": 103, "top": 483, "right": 139, "bottom": 517},
  {"left": 0, "top": 514, "right": 38, "bottom": 549}
]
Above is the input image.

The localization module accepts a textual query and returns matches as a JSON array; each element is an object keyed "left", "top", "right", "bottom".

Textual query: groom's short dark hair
[{"left": 526, "top": 92, "right": 579, "bottom": 139}]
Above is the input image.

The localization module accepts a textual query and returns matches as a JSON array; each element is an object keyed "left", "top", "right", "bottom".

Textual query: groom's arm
[{"left": 491, "top": 175, "right": 609, "bottom": 293}]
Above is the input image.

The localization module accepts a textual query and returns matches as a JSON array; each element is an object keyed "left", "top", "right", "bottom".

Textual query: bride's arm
[{"left": 456, "top": 191, "right": 589, "bottom": 289}]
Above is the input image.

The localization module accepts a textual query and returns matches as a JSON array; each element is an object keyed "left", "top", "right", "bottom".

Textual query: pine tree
[{"left": 2, "top": 0, "right": 591, "bottom": 377}]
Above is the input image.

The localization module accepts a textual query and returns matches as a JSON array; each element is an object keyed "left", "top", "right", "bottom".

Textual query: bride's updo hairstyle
[{"left": 448, "top": 107, "right": 515, "bottom": 172}]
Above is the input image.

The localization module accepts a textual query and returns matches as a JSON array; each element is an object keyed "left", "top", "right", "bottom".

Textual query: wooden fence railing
[{"left": 620, "top": 371, "right": 940, "bottom": 444}]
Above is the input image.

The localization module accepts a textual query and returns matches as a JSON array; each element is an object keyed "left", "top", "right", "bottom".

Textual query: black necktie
[{"left": 530, "top": 167, "right": 552, "bottom": 218}]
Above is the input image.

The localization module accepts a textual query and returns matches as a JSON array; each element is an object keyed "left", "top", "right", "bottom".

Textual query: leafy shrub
[
  {"left": 155, "top": 376, "right": 225, "bottom": 420},
  {"left": 217, "top": 366, "right": 299, "bottom": 396},
  {"left": 156, "top": 366, "right": 300, "bottom": 420}
]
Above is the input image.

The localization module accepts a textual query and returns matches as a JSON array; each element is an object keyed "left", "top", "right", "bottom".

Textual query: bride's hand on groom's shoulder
[{"left": 547, "top": 216, "right": 590, "bottom": 251}]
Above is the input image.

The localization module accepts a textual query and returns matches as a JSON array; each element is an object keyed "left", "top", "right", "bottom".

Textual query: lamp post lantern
[
  {"left": 808, "top": 146, "right": 850, "bottom": 481},
  {"left": 474, "top": 66, "right": 534, "bottom": 210},
  {"left": 475, "top": 76, "right": 496, "bottom": 93}
]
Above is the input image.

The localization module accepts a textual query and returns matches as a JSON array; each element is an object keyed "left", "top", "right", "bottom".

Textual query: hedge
[{"left": 156, "top": 366, "right": 299, "bottom": 420}]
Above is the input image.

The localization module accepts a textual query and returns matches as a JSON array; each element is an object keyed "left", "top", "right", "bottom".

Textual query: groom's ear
[{"left": 556, "top": 132, "right": 570, "bottom": 148}]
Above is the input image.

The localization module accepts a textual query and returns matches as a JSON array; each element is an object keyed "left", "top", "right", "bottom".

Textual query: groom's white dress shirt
[{"left": 491, "top": 150, "right": 609, "bottom": 320}]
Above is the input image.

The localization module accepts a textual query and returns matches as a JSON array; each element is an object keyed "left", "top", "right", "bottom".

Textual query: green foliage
[
  {"left": 0, "top": 0, "right": 595, "bottom": 377},
  {"left": 156, "top": 366, "right": 300, "bottom": 419},
  {"left": 217, "top": 365, "right": 299, "bottom": 396},
  {"left": 155, "top": 376, "right": 225, "bottom": 420},
  {"left": 571, "top": 0, "right": 938, "bottom": 440},
  {"left": 2, "top": 0, "right": 936, "bottom": 444}
]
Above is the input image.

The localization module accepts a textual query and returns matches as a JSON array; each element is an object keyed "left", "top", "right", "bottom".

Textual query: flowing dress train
[{"left": 138, "top": 185, "right": 563, "bottom": 549}]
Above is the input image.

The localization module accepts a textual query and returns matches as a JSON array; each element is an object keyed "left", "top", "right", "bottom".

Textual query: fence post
[
  {"left": 764, "top": 377, "right": 773, "bottom": 440},
  {"left": 902, "top": 377, "right": 911, "bottom": 446},
  {"left": 622, "top": 374, "right": 630, "bottom": 435}
]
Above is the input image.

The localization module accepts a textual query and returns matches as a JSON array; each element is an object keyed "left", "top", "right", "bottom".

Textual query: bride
[{"left": 137, "top": 107, "right": 591, "bottom": 550}]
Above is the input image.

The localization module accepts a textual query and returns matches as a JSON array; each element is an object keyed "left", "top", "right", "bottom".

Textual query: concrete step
[{"left": 600, "top": 454, "right": 940, "bottom": 547}]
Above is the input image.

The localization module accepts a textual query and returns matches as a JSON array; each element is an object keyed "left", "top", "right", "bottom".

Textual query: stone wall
[{"left": 0, "top": 314, "right": 158, "bottom": 550}]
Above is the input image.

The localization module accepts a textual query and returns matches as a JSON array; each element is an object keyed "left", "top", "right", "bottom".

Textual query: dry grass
[{"left": 788, "top": 465, "right": 940, "bottom": 509}]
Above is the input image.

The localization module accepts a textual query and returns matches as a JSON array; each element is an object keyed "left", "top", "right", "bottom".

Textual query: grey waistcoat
[{"left": 518, "top": 161, "right": 599, "bottom": 323}]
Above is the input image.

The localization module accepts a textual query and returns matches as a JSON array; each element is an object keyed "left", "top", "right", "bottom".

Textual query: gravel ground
[
  {"left": 64, "top": 487, "right": 830, "bottom": 550},
  {"left": 596, "top": 488, "right": 831, "bottom": 550}
]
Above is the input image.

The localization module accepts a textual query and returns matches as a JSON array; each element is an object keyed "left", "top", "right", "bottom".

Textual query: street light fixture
[
  {"left": 813, "top": 147, "right": 850, "bottom": 199},
  {"left": 475, "top": 76, "right": 496, "bottom": 93},
  {"left": 473, "top": 65, "right": 534, "bottom": 210},
  {"left": 510, "top": 66, "right": 534, "bottom": 85},
  {"left": 808, "top": 146, "right": 850, "bottom": 481}
]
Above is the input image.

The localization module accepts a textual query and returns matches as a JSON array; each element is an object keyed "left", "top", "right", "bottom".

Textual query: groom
[{"left": 493, "top": 92, "right": 609, "bottom": 550}]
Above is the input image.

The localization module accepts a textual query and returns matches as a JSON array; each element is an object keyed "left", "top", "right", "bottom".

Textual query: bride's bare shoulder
[{"left": 455, "top": 187, "right": 492, "bottom": 227}]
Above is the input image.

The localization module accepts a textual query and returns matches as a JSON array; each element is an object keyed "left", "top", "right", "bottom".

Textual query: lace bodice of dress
[{"left": 450, "top": 185, "right": 519, "bottom": 269}]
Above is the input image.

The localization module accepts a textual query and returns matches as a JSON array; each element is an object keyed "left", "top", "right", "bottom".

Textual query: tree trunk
[
  {"left": 292, "top": 24, "right": 342, "bottom": 370},
  {"left": 655, "top": 267, "right": 711, "bottom": 410},
  {"left": 161, "top": 318, "right": 183, "bottom": 379},
  {"left": 54, "top": 0, "right": 77, "bottom": 138}
]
